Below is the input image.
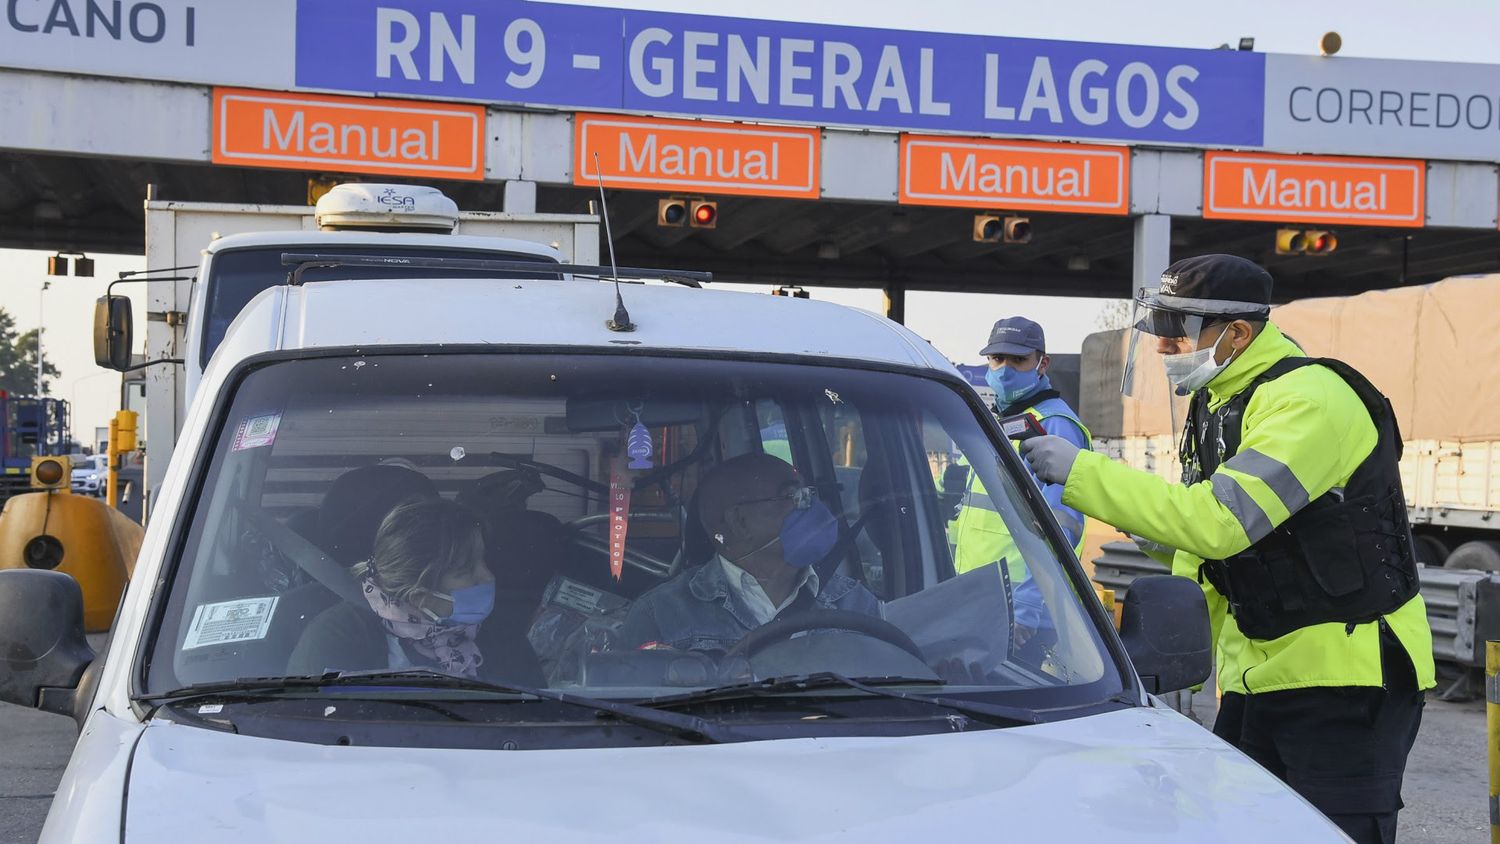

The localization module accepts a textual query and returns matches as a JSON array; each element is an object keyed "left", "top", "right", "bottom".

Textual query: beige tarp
[{"left": 1081, "top": 274, "right": 1500, "bottom": 441}]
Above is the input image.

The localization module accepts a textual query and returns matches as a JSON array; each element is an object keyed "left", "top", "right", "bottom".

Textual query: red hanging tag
[{"left": 608, "top": 463, "right": 631, "bottom": 582}]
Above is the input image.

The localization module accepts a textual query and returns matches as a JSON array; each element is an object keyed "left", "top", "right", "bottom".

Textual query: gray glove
[{"left": 1020, "top": 435, "right": 1080, "bottom": 485}]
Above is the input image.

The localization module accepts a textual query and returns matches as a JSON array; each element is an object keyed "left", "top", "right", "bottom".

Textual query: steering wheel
[{"left": 723, "top": 609, "right": 926, "bottom": 662}]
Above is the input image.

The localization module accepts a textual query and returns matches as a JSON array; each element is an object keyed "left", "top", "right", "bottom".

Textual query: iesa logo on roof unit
[{"left": 378, "top": 188, "right": 417, "bottom": 209}]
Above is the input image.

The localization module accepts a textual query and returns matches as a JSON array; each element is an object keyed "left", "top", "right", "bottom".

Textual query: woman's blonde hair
[{"left": 352, "top": 496, "right": 484, "bottom": 603}]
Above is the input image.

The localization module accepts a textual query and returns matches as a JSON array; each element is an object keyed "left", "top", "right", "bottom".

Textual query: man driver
[{"left": 617, "top": 452, "right": 879, "bottom": 653}]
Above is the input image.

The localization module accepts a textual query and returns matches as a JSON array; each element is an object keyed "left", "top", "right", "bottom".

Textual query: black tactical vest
[{"left": 1181, "top": 357, "right": 1420, "bottom": 640}]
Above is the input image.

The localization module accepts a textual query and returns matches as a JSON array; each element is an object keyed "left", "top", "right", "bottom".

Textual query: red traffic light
[
  {"left": 690, "top": 199, "right": 718, "bottom": 228},
  {"left": 1276, "top": 228, "right": 1337, "bottom": 255},
  {"left": 1305, "top": 230, "right": 1338, "bottom": 254}
]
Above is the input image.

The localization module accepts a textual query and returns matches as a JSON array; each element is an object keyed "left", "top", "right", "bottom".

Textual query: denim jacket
[{"left": 615, "top": 560, "right": 882, "bottom": 653}]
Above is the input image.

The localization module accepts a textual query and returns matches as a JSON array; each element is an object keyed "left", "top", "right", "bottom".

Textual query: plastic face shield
[
  {"left": 1120, "top": 296, "right": 1208, "bottom": 399},
  {"left": 1119, "top": 288, "right": 1268, "bottom": 398}
]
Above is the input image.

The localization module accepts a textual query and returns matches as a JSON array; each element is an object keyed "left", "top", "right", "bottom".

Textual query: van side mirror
[
  {"left": 1118, "top": 574, "right": 1211, "bottom": 695},
  {"left": 0, "top": 570, "right": 96, "bottom": 717},
  {"left": 94, "top": 295, "right": 133, "bottom": 371}
]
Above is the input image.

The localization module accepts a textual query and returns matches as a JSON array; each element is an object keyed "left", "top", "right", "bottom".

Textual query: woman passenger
[{"left": 289, "top": 496, "right": 495, "bottom": 678}]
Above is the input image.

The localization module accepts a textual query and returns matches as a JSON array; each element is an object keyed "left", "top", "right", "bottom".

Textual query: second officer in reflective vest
[
  {"left": 950, "top": 317, "right": 1091, "bottom": 643},
  {"left": 1021, "top": 254, "right": 1434, "bottom": 844}
]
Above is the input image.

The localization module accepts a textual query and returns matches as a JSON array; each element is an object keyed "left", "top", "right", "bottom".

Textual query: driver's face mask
[{"left": 721, "top": 486, "right": 840, "bottom": 569}]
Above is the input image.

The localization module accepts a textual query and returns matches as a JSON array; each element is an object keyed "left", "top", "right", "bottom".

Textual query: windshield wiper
[
  {"left": 140, "top": 670, "right": 738, "bottom": 744},
  {"left": 644, "top": 672, "right": 1041, "bottom": 728}
]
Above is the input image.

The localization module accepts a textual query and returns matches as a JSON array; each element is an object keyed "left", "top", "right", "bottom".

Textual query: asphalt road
[
  {"left": 1, "top": 689, "right": 1489, "bottom": 841},
  {"left": 0, "top": 706, "right": 72, "bottom": 844}
]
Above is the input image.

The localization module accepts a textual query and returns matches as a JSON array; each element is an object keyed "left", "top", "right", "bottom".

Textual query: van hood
[{"left": 123, "top": 706, "right": 1342, "bottom": 841}]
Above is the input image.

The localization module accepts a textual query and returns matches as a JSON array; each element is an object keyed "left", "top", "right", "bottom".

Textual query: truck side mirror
[
  {"left": 94, "top": 295, "right": 133, "bottom": 371},
  {"left": 1118, "top": 574, "right": 1211, "bottom": 695},
  {"left": 0, "top": 570, "right": 96, "bottom": 717}
]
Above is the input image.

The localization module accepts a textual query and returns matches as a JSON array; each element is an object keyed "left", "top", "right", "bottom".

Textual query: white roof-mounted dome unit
[{"left": 314, "top": 183, "right": 460, "bottom": 233}]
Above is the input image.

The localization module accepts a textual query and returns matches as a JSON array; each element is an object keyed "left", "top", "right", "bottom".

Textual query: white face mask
[{"left": 1162, "top": 325, "right": 1238, "bottom": 392}]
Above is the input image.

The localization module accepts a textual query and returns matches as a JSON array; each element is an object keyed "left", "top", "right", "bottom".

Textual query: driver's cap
[{"left": 1157, "top": 254, "right": 1274, "bottom": 311}]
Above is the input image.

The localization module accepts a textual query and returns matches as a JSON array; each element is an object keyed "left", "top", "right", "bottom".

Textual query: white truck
[
  {"left": 123, "top": 183, "right": 600, "bottom": 516},
  {"left": 3, "top": 204, "right": 1346, "bottom": 839}
]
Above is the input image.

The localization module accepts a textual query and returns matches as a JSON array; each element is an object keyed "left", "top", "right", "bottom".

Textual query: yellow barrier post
[{"left": 1489, "top": 640, "right": 1499, "bottom": 844}]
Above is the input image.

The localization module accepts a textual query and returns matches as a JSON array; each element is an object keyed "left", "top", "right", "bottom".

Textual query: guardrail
[{"left": 1090, "top": 541, "right": 1500, "bottom": 671}]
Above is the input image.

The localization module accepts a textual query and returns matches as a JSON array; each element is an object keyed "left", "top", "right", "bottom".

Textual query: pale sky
[{"left": 7, "top": 0, "right": 1496, "bottom": 437}]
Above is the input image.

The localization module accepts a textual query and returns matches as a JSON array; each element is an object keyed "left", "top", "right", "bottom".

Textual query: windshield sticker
[
  {"left": 824, "top": 389, "right": 843, "bottom": 405},
  {"left": 553, "top": 577, "right": 609, "bottom": 615},
  {"left": 182, "top": 596, "right": 279, "bottom": 650},
  {"left": 197, "top": 704, "right": 224, "bottom": 715},
  {"left": 231, "top": 412, "right": 282, "bottom": 452}
]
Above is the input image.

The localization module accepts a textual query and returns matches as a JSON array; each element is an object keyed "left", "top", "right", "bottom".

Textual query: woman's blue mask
[
  {"left": 437, "top": 581, "right": 496, "bottom": 626},
  {"left": 986, "top": 364, "right": 1044, "bottom": 406}
]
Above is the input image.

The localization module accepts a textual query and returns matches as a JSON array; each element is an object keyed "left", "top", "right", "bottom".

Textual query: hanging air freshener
[{"left": 627, "top": 416, "right": 654, "bottom": 470}]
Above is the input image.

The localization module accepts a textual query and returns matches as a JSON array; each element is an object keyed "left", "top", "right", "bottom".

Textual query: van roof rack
[{"left": 279, "top": 253, "right": 711, "bottom": 288}]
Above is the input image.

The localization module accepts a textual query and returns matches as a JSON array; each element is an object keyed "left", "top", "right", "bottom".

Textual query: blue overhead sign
[{"left": 295, "top": 1, "right": 1266, "bottom": 147}]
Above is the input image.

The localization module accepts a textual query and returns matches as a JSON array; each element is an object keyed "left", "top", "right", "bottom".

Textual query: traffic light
[
  {"left": 30, "top": 455, "right": 71, "bottom": 491},
  {"left": 658, "top": 196, "right": 718, "bottom": 228},
  {"left": 689, "top": 199, "right": 717, "bottom": 228},
  {"left": 772, "top": 286, "right": 810, "bottom": 299},
  {"left": 1305, "top": 230, "right": 1337, "bottom": 254},
  {"left": 972, "top": 214, "right": 1031, "bottom": 244},
  {"left": 107, "top": 410, "right": 138, "bottom": 508},
  {"left": 46, "top": 251, "right": 94, "bottom": 276},
  {"left": 112, "top": 409, "right": 138, "bottom": 454},
  {"left": 1276, "top": 228, "right": 1338, "bottom": 255},
  {"left": 658, "top": 197, "right": 687, "bottom": 227}
]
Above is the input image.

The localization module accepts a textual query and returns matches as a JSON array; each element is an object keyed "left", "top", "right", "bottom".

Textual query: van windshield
[
  {"left": 200, "top": 246, "right": 560, "bottom": 366},
  {"left": 144, "top": 352, "right": 1124, "bottom": 732}
]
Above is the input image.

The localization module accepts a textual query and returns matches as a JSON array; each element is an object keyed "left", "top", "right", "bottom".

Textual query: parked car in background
[{"left": 70, "top": 454, "right": 108, "bottom": 497}]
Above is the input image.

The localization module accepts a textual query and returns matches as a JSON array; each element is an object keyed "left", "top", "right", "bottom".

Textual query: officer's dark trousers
[{"left": 1212, "top": 628, "right": 1424, "bottom": 844}]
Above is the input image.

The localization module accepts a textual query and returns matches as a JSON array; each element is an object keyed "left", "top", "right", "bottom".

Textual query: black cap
[{"left": 1156, "top": 254, "right": 1274, "bottom": 312}]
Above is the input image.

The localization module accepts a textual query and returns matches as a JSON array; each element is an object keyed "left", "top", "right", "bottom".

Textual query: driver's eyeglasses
[{"left": 730, "top": 485, "right": 818, "bottom": 510}]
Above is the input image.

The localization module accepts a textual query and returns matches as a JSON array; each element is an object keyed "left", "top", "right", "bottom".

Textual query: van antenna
[{"left": 595, "top": 153, "right": 634, "bottom": 332}]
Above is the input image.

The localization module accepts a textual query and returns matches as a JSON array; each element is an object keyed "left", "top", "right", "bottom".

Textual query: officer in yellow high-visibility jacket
[
  {"left": 950, "top": 317, "right": 1091, "bottom": 642},
  {"left": 1022, "top": 254, "right": 1433, "bottom": 844}
]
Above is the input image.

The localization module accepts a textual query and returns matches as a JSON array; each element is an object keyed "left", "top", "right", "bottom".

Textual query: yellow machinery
[{"left": 0, "top": 453, "right": 143, "bottom": 632}]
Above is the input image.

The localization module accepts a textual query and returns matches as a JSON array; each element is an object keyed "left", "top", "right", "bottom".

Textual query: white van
[{"left": 1, "top": 265, "right": 1345, "bottom": 840}]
